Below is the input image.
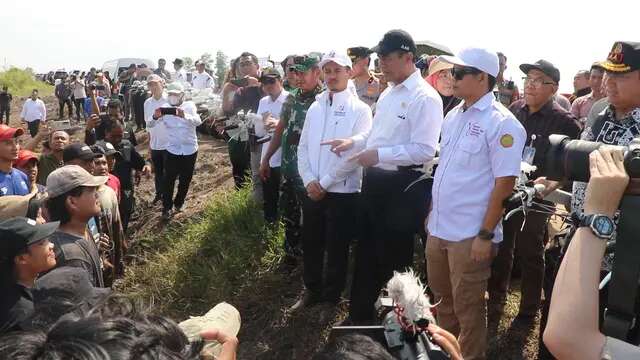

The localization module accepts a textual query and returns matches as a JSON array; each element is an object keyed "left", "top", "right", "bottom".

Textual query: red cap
[
  {"left": 14, "top": 149, "right": 38, "bottom": 168},
  {"left": 0, "top": 125, "right": 24, "bottom": 141}
]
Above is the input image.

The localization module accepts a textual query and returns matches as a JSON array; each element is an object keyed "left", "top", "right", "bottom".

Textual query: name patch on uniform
[
  {"left": 500, "top": 134, "right": 514, "bottom": 148},
  {"left": 468, "top": 123, "right": 484, "bottom": 137},
  {"left": 333, "top": 111, "right": 346, "bottom": 117}
]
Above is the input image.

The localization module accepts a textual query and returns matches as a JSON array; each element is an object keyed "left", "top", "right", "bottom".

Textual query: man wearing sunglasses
[
  {"left": 427, "top": 47, "right": 526, "bottom": 360},
  {"left": 323, "top": 30, "right": 444, "bottom": 324},
  {"left": 488, "top": 59, "right": 580, "bottom": 326}
]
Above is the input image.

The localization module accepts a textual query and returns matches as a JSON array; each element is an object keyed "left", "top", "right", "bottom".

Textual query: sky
[{"left": 1, "top": 0, "right": 638, "bottom": 93}]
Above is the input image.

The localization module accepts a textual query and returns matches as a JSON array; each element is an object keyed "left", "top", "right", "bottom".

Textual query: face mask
[{"left": 168, "top": 94, "right": 182, "bottom": 106}]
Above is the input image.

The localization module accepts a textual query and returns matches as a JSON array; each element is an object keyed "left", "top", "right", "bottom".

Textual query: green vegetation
[
  {"left": 0, "top": 67, "right": 53, "bottom": 97},
  {"left": 118, "top": 187, "right": 284, "bottom": 319}
]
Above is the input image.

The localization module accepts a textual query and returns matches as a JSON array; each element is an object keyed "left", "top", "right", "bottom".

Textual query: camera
[
  {"left": 329, "top": 271, "right": 451, "bottom": 360},
  {"left": 544, "top": 134, "right": 640, "bottom": 183}
]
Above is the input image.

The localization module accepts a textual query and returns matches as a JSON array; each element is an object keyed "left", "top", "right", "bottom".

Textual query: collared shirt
[
  {"left": 37, "top": 153, "right": 63, "bottom": 185},
  {"left": 359, "top": 70, "right": 443, "bottom": 171},
  {"left": 0, "top": 283, "right": 33, "bottom": 333},
  {"left": 298, "top": 88, "right": 373, "bottom": 193},
  {"left": 144, "top": 95, "right": 170, "bottom": 150},
  {"left": 256, "top": 90, "right": 289, "bottom": 168},
  {"left": 428, "top": 92, "right": 526, "bottom": 243},
  {"left": 509, "top": 99, "right": 581, "bottom": 179},
  {"left": 0, "top": 168, "right": 30, "bottom": 196},
  {"left": 20, "top": 98, "right": 46, "bottom": 122},
  {"left": 192, "top": 71, "right": 214, "bottom": 90},
  {"left": 572, "top": 105, "right": 640, "bottom": 217},
  {"left": 173, "top": 69, "right": 188, "bottom": 84},
  {"left": 571, "top": 92, "right": 604, "bottom": 125},
  {"left": 148, "top": 101, "right": 201, "bottom": 156},
  {"left": 72, "top": 79, "right": 87, "bottom": 99}
]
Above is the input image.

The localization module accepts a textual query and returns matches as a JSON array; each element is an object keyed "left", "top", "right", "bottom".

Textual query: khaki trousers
[{"left": 426, "top": 235, "right": 492, "bottom": 360}]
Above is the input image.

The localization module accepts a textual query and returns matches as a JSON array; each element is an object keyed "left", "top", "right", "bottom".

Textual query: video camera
[
  {"left": 544, "top": 134, "right": 640, "bottom": 183},
  {"left": 543, "top": 134, "right": 640, "bottom": 345},
  {"left": 330, "top": 271, "right": 451, "bottom": 360}
]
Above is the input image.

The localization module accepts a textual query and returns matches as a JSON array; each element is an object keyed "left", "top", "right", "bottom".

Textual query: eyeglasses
[
  {"left": 261, "top": 77, "right": 277, "bottom": 85},
  {"left": 239, "top": 61, "right": 254, "bottom": 67},
  {"left": 523, "top": 77, "right": 556, "bottom": 87},
  {"left": 451, "top": 67, "right": 481, "bottom": 80}
]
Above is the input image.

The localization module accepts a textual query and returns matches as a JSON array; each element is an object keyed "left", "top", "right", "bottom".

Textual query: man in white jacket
[{"left": 292, "top": 51, "right": 372, "bottom": 310}]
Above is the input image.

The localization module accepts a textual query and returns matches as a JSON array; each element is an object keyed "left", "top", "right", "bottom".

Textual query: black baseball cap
[
  {"left": 63, "top": 143, "right": 102, "bottom": 163},
  {"left": 34, "top": 266, "right": 111, "bottom": 308},
  {"left": 370, "top": 29, "right": 417, "bottom": 56},
  {"left": 347, "top": 46, "right": 373, "bottom": 62},
  {"left": 600, "top": 41, "right": 640, "bottom": 74},
  {"left": 519, "top": 59, "right": 561, "bottom": 83},
  {"left": 92, "top": 141, "right": 121, "bottom": 158},
  {"left": 0, "top": 217, "right": 59, "bottom": 264}
]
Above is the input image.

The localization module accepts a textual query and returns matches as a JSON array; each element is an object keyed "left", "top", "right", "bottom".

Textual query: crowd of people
[{"left": 0, "top": 29, "right": 639, "bottom": 359}]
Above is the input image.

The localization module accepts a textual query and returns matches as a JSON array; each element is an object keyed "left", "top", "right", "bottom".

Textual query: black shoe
[
  {"left": 289, "top": 292, "right": 322, "bottom": 312},
  {"left": 161, "top": 209, "right": 172, "bottom": 220},
  {"left": 174, "top": 205, "right": 183, "bottom": 213},
  {"left": 153, "top": 195, "right": 162, "bottom": 205}
]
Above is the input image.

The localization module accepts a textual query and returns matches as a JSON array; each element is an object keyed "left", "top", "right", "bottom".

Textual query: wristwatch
[
  {"left": 577, "top": 213, "right": 616, "bottom": 240},
  {"left": 477, "top": 229, "right": 495, "bottom": 241}
]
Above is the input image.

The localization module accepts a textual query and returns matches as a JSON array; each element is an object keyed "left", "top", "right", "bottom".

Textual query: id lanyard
[{"left": 522, "top": 134, "right": 537, "bottom": 165}]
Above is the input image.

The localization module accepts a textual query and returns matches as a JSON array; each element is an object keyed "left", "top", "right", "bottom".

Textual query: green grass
[
  {"left": 118, "top": 186, "right": 284, "bottom": 319},
  {"left": 0, "top": 67, "right": 54, "bottom": 97}
]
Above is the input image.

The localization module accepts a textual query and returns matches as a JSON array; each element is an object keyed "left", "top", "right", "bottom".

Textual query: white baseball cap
[
  {"left": 441, "top": 47, "right": 500, "bottom": 78},
  {"left": 319, "top": 51, "right": 353, "bottom": 69}
]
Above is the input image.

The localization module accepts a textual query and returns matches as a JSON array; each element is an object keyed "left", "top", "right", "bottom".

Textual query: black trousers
[
  {"left": 119, "top": 189, "right": 135, "bottom": 233},
  {"left": 349, "top": 167, "right": 428, "bottom": 321},
  {"left": 163, "top": 151, "right": 197, "bottom": 211},
  {"left": 228, "top": 139, "right": 250, "bottom": 189},
  {"left": 74, "top": 97, "right": 85, "bottom": 120},
  {"left": 151, "top": 149, "right": 167, "bottom": 199},
  {"left": 302, "top": 192, "right": 358, "bottom": 300},
  {"left": 0, "top": 105, "right": 9, "bottom": 124},
  {"left": 58, "top": 99, "right": 72, "bottom": 119},
  {"left": 262, "top": 166, "right": 281, "bottom": 223},
  {"left": 27, "top": 120, "right": 40, "bottom": 137}
]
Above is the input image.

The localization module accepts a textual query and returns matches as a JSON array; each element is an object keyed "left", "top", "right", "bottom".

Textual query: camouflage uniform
[{"left": 279, "top": 85, "right": 323, "bottom": 256}]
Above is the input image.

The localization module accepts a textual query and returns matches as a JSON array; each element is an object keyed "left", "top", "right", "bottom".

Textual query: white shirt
[
  {"left": 20, "top": 98, "right": 47, "bottom": 123},
  {"left": 173, "top": 68, "right": 188, "bottom": 84},
  {"left": 147, "top": 100, "right": 201, "bottom": 155},
  {"left": 192, "top": 71, "right": 214, "bottom": 90},
  {"left": 428, "top": 92, "right": 526, "bottom": 243},
  {"left": 144, "top": 95, "right": 170, "bottom": 150},
  {"left": 72, "top": 79, "right": 87, "bottom": 99},
  {"left": 298, "top": 89, "right": 372, "bottom": 193},
  {"left": 358, "top": 70, "right": 443, "bottom": 170},
  {"left": 256, "top": 90, "right": 289, "bottom": 168}
]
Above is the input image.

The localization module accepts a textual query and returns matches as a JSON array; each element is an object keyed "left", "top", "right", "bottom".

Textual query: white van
[{"left": 101, "top": 58, "right": 155, "bottom": 79}]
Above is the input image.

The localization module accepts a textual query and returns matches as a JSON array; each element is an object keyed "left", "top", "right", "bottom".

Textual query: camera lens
[{"left": 545, "top": 135, "right": 602, "bottom": 182}]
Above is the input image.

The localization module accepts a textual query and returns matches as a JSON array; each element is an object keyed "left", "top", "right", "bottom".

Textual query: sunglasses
[{"left": 451, "top": 67, "right": 482, "bottom": 80}]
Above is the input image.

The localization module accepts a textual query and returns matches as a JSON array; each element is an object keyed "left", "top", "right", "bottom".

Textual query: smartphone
[
  {"left": 230, "top": 78, "right": 249, "bottom": 87},
  {"left": 160, "top": 107, "right": 178, "bottom": 116}
]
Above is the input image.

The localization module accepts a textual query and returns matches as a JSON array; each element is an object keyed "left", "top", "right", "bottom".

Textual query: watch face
[{"left": 593, "top": 216, "right": 615, "bottom": 237}]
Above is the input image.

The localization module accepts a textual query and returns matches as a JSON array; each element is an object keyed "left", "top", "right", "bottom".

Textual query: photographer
[
  {"left": 70, "top": 74, "right": 87, "bottom": 121},
  {"left": 543, "top": 146, "right": 640, "bottom": 359},
  {"left": 537, "top": 40, "right": 640, "bottom": 360}
]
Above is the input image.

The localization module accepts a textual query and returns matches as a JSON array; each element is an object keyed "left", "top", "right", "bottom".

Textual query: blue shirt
[
  {"left": 0, "top": 168, "right": 31, "bottom": 196},
  {"left": 83, "top": 96, "right": 105, "bottom": 117}
]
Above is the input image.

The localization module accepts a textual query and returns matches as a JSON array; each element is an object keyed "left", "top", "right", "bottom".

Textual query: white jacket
[{"left": 298, "top": 88, "right": 372, "bottom": 193}]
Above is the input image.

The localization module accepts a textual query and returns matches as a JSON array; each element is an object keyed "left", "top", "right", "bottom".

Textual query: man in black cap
[
  {"left": 348, "top": 46, "right": 381, "bottom": 108},
  {"left": 535, "top": 41, "right": 640, "bottom": 359},
  {"left": 324, "top": 30, "right": 444, "bottom": 323},
  {"left": 118, "top": 64, "right": 138, "bottom": 122},
  {"left": 488, "top": 59, "right": 580, "bottom": 323},
  {"left": 63, "top": 142, "right": 101, "bottom": 174},
  {"left": 0, "top": 217, "right": 58, "bottom": 333},
  {"left": 173, "top": 58, "right": 187, "bottom": 84}
]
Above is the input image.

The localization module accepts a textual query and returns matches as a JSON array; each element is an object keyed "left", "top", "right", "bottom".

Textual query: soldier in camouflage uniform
[{"left": 261, "top": 55, "right": 323, "bottom": 261}]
